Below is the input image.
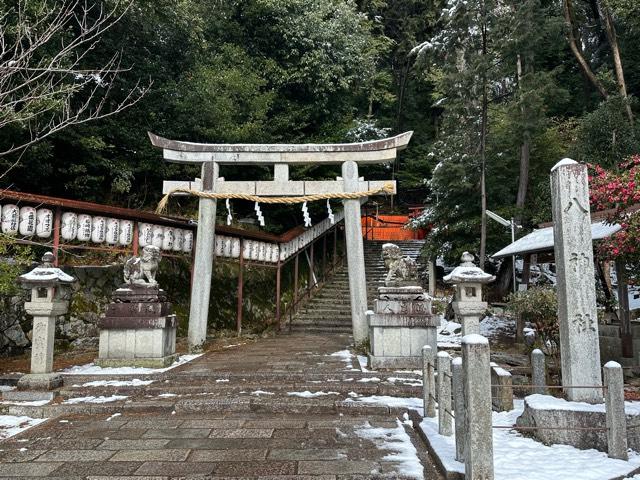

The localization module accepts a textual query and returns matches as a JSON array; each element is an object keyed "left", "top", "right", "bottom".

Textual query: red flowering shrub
[{"left": 589, "top": 155, "right": 640, "bottom": 270}]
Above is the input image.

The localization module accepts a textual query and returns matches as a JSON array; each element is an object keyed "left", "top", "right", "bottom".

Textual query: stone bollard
[
  {"left": 490, "top": 363, "right": 514, "bottom": 412},
  {"left": 437, "top": 351, "right": 453, "bottom": 436},
  {"left": 423, "top": 345, "right": 436, "bottom": 418},
  {"left": 531, "top": 349, "right": 547, "bottom": 395},
  {"left": 452, "top": 357, "right": 466, "bottom": 462},
  {"left": 462, "top": 334, "right": 494, "bottom": 480},
  {"left": 604, "top": 361, "right": 628, "bottom": 460}
]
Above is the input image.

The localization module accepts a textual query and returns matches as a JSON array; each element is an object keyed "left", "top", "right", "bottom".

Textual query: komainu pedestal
[
  {"left": 368, "top": 286, "right": 436, "bottom": 369},
  {"left": 97, "top": 246, "right": 177, "bottom": 368}
]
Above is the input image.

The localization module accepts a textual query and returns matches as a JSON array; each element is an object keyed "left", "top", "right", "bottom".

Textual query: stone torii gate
[{"left": 149, "top": 131, "right": 413, "bottom": 352}]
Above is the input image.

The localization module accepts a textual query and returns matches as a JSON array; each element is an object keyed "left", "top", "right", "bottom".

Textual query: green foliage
[
  {"left": 507, "top": 287, "right": 558, "bottom": 358},
  {"left": 572, "top": 96, "right": 640, "bottom": 168},
  {"left": 0, "top": 238, "right": 34, "bottom": 296}
]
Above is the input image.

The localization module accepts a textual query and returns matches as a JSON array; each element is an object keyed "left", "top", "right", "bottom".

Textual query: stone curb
[{"left": 407, "top": 409, "right": 463, "bottom": 480}]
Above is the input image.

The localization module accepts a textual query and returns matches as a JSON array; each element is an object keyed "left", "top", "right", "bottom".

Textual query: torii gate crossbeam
[{"left": 150, "top": 131, "right": 413, "bottom": 352}]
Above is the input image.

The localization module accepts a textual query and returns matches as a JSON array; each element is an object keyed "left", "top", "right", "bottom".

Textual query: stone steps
[{"left": 289, "top": 239, "right": 425, "bottom": 334}]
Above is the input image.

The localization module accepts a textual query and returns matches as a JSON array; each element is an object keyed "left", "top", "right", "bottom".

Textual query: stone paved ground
[{"left": 0, "top": 333, "right": 443, "bottom": 479}]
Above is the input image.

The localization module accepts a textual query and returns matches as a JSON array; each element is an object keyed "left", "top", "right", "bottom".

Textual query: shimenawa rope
[{"left": 156, "top": 183, "right": 394, "bottom": 214}]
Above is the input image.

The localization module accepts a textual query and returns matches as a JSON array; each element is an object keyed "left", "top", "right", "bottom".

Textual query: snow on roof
[
  {"left": 19, "top": 267, "right": 75, "bottom": 284},
  {"left": 491, "top": 221, "right": 621, "bottom": 259}
]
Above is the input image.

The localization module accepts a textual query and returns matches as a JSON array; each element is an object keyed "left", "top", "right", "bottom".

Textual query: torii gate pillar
[
  {"left": 188, "top": 161, "right": 218, "bottom": 352},
  {"left": 342, "top": 161, "right": 368, "bottom": 343}
]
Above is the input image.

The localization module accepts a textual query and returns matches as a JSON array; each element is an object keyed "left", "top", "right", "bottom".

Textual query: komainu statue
[
  {"left": 123, "top": 245, "right": 161, "bottom": 286},
  {"left": 382, "top": 243, "right": 417, "bottom": 286}
]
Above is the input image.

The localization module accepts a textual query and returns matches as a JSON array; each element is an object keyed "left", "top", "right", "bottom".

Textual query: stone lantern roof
[
  {"left": 444, "top": 252, "right": 495, "bottom": 284},
  {"left": 19, "top": 252, "right": 75, "bottom": 286}
]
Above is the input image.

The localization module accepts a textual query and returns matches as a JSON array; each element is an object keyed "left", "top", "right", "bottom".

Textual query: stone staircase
[{"left": 289, "top": 240, "right": 425, "bottom": 334}]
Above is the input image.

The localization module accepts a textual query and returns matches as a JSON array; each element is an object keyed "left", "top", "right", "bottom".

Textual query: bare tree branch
[{"left": 0, "top": 0, "right": 150, "bottom": 158}]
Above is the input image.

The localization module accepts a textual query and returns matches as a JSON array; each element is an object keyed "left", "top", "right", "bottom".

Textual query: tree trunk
[
  {"left": 515, "top": 55, "right": 530, "bottom": 224},
  {"left": 479, "top": 18, "right": 488, "bottom": 269},
  {"left": 597, "top": 0, "right": 634, "bottom": 125},
  {"left": 563, "top": 0, "right": 609, "bottom": 99}
]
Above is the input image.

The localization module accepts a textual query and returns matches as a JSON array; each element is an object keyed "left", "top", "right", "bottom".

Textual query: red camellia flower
[{"left": 589, "top": 155, "right": 640, "bottom": 263}]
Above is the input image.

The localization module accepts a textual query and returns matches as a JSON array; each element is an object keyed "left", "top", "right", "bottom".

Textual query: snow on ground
[
  {"left": 0, "top": 399, "right": 50, "bottom": 407},
  {"left": 355, "top": 419, "right": 424, "bottom": 479},
  {"left": 61, "top": 354, "right": 202, "bottom": 375},
  {"left": 421, "top": 400, "right": 640, "bottom": 480},
  {"left": 387, "top": 377, "right": 423, "bottom": 387},
  {"left": 63, "top": 395, "right": 128, "bottom": 404},
  {"left": 287, "top": 391, "right": 340, "bottom": 398},
  {"left": 437, "top": 316, "right": 514, "bottom": 348},
  {"left": 250, "top": 390, "right": 275, "bottom": 396},
  {"left": 345, "top": 395, "right": 424, "bottom": 416},
  {"left": 525, "top": 393, "right": 640, "bottom": 416},
  {"left": 0, "top": 386, "right": 16, "bottom": 392},
  {"left": 72, "top": 379, "right": 154, "bottom": 388},
  {"left": 357, "top": 377, "right": 380, "bottom": 383},
  {"left": 357, "top": 355, "right": 370, "bottom": 372},
  {"left": 0, "top": 415, "right": 47, "bottom": 440},
  {"left": 328, "top": 350, "right": 359, "bottom": 370}
]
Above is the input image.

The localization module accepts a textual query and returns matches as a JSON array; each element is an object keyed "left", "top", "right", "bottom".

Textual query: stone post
[
  {"left": 452, "top": 357, "right": 466, "bottom": 462},
  {"left": 422, "top": 345, "right": 436, "bottom": 418},
  {"left": 604, "top": 361, "right": 628, "bottom": 460},
  {"left": 428, "top": 258, "right": 437, "bottom": 297},
  {"left": 550, "top": 159, "right": 602, "bottom": 402},
  {"left": 342, "top": 160, "right": 368, "bottom": 344},
  {"left": 444, "top": 253, "right": 494, "bottom": 336},
  {"left": 490, "top": 363, "right": 514, "bottom": 412},
  {"left": 462, "top": 334, "right": 494, "bottom": 480},
  {"left": 188, "top": 161, "right": 219, "bottom": 353},
  {"left": 531, "top": 349, "right": 547, "bottom": 395},
  {"left": 437, "top": 351, "right": 453, "bottom": 436}
]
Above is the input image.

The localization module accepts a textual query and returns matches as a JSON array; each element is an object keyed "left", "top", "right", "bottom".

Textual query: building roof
[{"left": 491, "top": 221, "right": 621, "bottom": 259}]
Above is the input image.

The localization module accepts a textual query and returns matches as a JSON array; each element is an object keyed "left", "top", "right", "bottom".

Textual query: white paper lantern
[
  {"left": 162, "top": 227, "right": 175, "bottom": 250},
  {"left": 182, "top": 230, "right": 193, "bottom": 253},
  {"left": 214, "top": 236, "right": 223, "bottom": 257},
  {"left": 222, "top": 237, "right": 235, "bottom": 258},
  {"left": 61, "top": 212, "right": 78, "bottom": 241},
  {"left": 35, "top": 209, "right": 53, "bottom": 238},
  {"left": 18, "top": 206, "right": 36, "bottom": 236},
  {"left": 76, "top": 214, "right": 92, "bottom": 242},
  {"left": 172, "top": 229, "right": 184, "bottom": 251},
  {"left": 105, "top": 218, "right": 120, "bottom": 244},
  {"left": 151, "top": 225, "right": 164, "bottom": 248},
  {"left": 91, "top": 216, "right": 106, "bottom": 243},
  {"left": 138, "top": 223, "right": 153, "bottom": 247},
  {"left": 118, "top": 220, "right": 134, "bottom": 246},
  {"left": 1, "top": 204, "right": 19, "bottom": 234},
  {"left": 258, "top": 243, "right": 268, "bottom": 262},
  {"left": 271, "top": 245, "right": 280, "bottom": 263}
]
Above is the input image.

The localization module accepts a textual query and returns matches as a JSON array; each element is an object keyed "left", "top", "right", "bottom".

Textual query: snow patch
[
  {"left": 355, "top": 419, "right": 424, "bottom": 479},
  {"left": 75, "top": 379, "right": 154, "bottom": 388},
  {"left": 63, "top": 395, "right": 127, "bottom": 404},
  {"left": 0, "top": 415, "right": 47, "bottom": 440},
  {"left": 287, "top": 391, "right": 340, "bottom": 398},
  {"left": 345, "top": 395, "right": 423, "bottom": 416},
  {"left": 421, "top": 399, "right": 640, "bottom": 479},
  {"left": 61, "top": 354, "right": 202, "bottom": 375}
]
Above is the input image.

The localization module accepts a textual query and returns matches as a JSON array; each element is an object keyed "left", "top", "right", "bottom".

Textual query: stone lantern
[
  {"left": 18, "top": 252, "right": 75, "bottom": 391},
  {"left": 444, "top": 252, "right": 495, "bottom": 336}
]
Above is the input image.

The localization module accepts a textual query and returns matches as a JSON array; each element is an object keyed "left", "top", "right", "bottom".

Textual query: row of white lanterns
[{"left": 0, "top": 205, "right": 193, "bottom": 253}]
